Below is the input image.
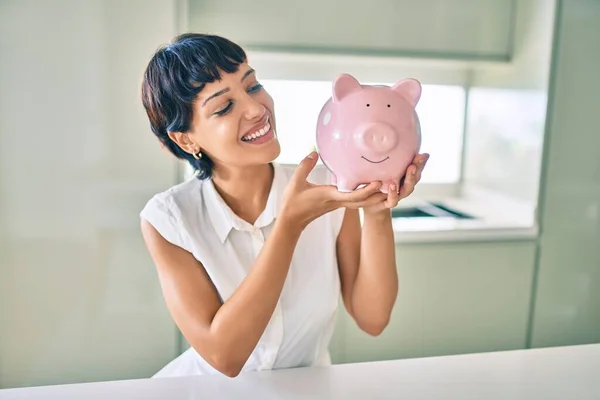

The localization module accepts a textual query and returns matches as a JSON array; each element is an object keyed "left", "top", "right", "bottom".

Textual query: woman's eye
[
  {"left": 247, "top": 83, "right": 263, "bottom": 93},
  {"left": 214, "top": 101, "right": 233, "bottom": 116},
  {"left": 213, "top": 84, "right": 261, "bottom": 116}
]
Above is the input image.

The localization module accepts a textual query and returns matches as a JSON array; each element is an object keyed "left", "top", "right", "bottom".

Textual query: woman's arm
[
  {"left": 336, "top": 209, "right": 397, "bottom": 336},
  {"left": 142, "top": 216, "right": 301, "bottom": 377},
  {"left": 336, "top": 154, "right": 429, "bottom": 336}
]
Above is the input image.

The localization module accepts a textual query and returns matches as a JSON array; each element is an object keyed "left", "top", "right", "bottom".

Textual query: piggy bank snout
[{"left": 356, "top": 123, "right": 398, "bottom": 154}]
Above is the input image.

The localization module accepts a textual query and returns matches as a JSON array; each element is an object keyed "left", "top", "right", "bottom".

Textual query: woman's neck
[{"left": 210, "top": 162, "right": 274, "bottom": 225}]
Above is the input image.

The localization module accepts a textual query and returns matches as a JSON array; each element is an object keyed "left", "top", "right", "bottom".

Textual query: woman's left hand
[{"left": 363, "top": 153, "right": 430, "bottom": 215}]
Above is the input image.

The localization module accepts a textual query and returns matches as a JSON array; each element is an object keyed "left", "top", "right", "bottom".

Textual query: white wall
[
  {"left": 0, "top": 0, "right": 180, "bottom": 388},
  {"left": 530, "top": 0, "right": 600, "bottom": 348}
]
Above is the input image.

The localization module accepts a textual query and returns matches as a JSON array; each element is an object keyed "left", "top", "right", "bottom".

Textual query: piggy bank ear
[
  {"left": 332, "top": 74, "right": 362, "bottom": 102},
  {"left": 392, "top": 78, "right": 422, "bottom": 107}
]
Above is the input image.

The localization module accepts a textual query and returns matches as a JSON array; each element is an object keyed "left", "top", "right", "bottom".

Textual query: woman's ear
[{"left": 168, "top": 131, "right": 199, "bottom": 155}]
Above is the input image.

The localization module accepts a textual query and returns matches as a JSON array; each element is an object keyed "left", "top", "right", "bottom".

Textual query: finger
[
  {"left": 334, "top": 181, "right": 382, "bottom": 203},
  {"left": 385, "top": 183, "right": 400, "bottom": 208},
  {"left": 413, "top": 153, "right": 429, "bottom": 183},
  {"left": 345, "top": 193, "right": 388, "bottom": 209},
  {"left": 312, "top": 182, "right": 380, "bottom": 209},
  {"left": 328, "top": 181, "right": 380, "bottom": 201},
  {"left": 413, "top": 153, "right": 430, "bottom": 166},
  {"left": 413, "top": 167, "right": 423, "bottom": 185},
  {"left": 291, "top": 151, "right": 319, "bottom": 184},
  {"left": 398, "top": 175, "right": 406, "bottom": 189},
  {"left": 399, "top": 166, "right": 418, "bottom": 199}
]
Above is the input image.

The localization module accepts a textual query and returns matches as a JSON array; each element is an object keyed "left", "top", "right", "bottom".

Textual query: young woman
[{"left": 139, "top": 33, "right": 429, "bottom": 378}]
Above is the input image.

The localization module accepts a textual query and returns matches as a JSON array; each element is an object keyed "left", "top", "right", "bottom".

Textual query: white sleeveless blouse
[{"left": 140, "top": 163, "right": 345, "bottom": 377}]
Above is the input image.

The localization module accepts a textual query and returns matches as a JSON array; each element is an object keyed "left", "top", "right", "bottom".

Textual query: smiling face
[{"left": 168, "top": 64, "right": 281, "bottom": 173}]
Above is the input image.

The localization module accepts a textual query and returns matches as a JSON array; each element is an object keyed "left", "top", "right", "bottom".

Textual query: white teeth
[{"left": 242, "top": 122, "right": 271, "bottom": 142}]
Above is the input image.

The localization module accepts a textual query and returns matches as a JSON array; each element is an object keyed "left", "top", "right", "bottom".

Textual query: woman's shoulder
[
  {"left": 142, "top": 178, "right": 203, "bottom": 215},
  {"left": 139, "top": 178, "right": 204, "bottom": 249}
]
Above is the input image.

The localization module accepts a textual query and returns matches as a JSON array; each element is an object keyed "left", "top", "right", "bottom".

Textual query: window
[
  {"left": 463, "top": 88, "right": 547, "bottom": 202},
  {"left": 262, "top": 79, "right": 466, "bottom": 184}
]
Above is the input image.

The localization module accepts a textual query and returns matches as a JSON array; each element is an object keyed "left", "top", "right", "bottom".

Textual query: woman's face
[{"left": 175, "top": 63, "right": 280, "bottom": 171}]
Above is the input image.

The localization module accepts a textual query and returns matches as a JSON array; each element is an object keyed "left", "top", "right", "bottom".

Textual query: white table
[{"left": 1, "top": 344, "right": 599, "bottom": 399}]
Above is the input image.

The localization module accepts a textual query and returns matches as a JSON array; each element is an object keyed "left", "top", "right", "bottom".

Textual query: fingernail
[
  {"left": 307, "top": 151, "right": 317, "bottom": 159},
  {"left": 390, "top": 184, "right": 396, "bottom": 192}
]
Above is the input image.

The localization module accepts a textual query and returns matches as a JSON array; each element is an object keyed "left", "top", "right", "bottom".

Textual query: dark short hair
[{"left": 141, "top": 33, "right": 247, "bottom": 180}]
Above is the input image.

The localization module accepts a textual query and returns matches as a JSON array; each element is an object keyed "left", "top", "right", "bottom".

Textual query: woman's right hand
[{"left": 279, "top": 151, "right": 386, "bottom": 231}]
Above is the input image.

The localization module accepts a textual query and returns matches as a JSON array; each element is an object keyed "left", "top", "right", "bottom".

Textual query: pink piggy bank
[{"left": 316, "top": 73, "right": 422, "bottom": 194}]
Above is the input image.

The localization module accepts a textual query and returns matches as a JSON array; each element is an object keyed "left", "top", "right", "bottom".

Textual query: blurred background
[{"left": 0, "top": 0, "right": 598, "bottom": 389}]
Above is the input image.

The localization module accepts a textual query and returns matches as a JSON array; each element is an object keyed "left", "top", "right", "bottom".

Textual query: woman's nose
[{"left": 242, "top": 94, "right": 266, "bottom": 121}]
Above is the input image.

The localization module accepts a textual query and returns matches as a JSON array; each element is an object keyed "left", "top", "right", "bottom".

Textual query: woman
[{"left": 139, "top": 33, "right": 429, "bottom": 378}]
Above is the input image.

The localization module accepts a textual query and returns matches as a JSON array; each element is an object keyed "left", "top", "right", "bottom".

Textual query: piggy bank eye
[
  {"left": 387, "top": 104, "right": 391, "bottom": 107},
  {"left": 366, "top": 104, "right": 370, "bottom": 107}
]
